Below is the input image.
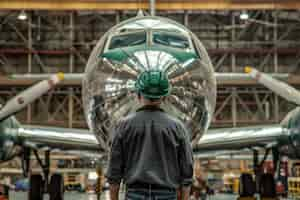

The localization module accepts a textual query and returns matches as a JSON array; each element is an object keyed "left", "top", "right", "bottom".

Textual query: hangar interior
[
  {"left": 0, "top": 0, "right": 300, "bottom": 199},
  {"left": 1, "top": 9, "right": 299, "bottom": 128}
]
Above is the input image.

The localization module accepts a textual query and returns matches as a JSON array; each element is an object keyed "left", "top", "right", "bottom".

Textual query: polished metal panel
[
  {"left": 0, "top": 117, "right": 22, "bottom": 162},
  {"left": 9, "top": 72, "right": 289, "bottom": 82},
  {"left": 18, "top": 125, "right": 101, "bottom": 152},
  {"left": 280, "top": 107, "right": 300, "bottom": 158},
  {"left": 194, "top": 125, "right": 285, "bottom": 152},
  {"left": 215, "top": 73, "right": 289, "bottom": 83},
  {"left": 194, "top": 122, "right": 300, "bottom": 159},
  {"left": 82, "top": 16, "right": 216, "bottom": 150}
]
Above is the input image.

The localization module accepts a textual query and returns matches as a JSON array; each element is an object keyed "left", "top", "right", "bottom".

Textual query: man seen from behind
[{"left": 106, "top": 70, "right": 194, "bottom": 200}]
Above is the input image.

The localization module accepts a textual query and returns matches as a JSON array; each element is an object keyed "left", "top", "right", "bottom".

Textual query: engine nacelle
[
  {"left": 280, "top": 107, "right": 300, "bottom": 158},
  {"left": 0, "top": 116, "right": 22, "bottom": 162}
]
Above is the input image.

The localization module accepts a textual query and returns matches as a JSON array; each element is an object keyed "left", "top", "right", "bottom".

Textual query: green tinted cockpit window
[
  {"left": 108, "top": 32, "right": 146, "bottom": 50},
  {"left": 153, "top": 31, "right": 190, "bottom": 49}
]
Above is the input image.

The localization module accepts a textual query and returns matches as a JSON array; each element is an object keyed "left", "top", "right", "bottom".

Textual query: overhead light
[
  {"left": 18, "top": 10, "right": 27, "bottom": 20},
  {"left": 240, "top": 11, "right": 249, "bottom": 20},
  {"left": 137, "top": 9, "right": 144, "bottom": 17},
  {"left": 88, "top": 172, "right": 98, "bottom": 180}
]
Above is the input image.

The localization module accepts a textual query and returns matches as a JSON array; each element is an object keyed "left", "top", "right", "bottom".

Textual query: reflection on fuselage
[{"left": 82, "top": 16, "right": 216, "bottom": 150}]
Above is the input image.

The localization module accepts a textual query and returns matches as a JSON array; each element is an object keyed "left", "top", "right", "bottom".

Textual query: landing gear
[
  {"left": 239, "top": 173, "right": 255, "bottom": 198},
  {"left": 33, "top": 150, "right": 50, "bottom": 192},
  {"left": 260, "top": 173, "right": 276, "bottom": 198},
  {"left": 49, "top": 174, "right": 64, "bottom": 200},
  {"left": 22, "top": 149, "right": 64, "bottom": 200},
  {"left": 28, "top": 174, "right": 43, "bottom": 200},
  {"left": 237, "top": 148, "right": 279, "bottom": 200},
  {"left": 21, "top": 148, "right": 31, "bottom": 177}
]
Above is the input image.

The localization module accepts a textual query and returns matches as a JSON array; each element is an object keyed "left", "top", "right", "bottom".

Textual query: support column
[
  {"left": 232, "top": 89, "right": 237, "bottom": 127},
  {"left": 184, "top": 11, "right": 189, "bottom": 28},
  {"left": 27, "top": 11, "right": 32, "bottom": 124},
  {"left": 150, "top": 0, "right": 155, "bottom": 16},
  {"left": 231, "top": 13, "right": 237, "bottom": 127},
  {"left": 116, "top": 11, "right": 120, "bottom": 24},
  {"left": 273, "top": 11, "right": 279, "bottom": 122},
  {"left": 69, "top": 12, "right": 74, "bottom": 128}
]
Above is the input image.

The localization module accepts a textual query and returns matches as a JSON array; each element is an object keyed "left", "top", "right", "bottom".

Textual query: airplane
[
  {"left": 0, "top": 73, "right": 102, "bottom": 200},
  {"left": 2, "top": 13, "right": 300, "bottom": 200}
]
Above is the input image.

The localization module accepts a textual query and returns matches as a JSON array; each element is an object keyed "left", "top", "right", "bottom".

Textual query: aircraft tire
[
  {"left": 28, "top": 174, "right": 43, "bottom": 200},
  {"left": 239, "top": 173, "right": 255, "bottom": 197},
  {"left": 260, "top": 173, "right": 276, "bottom": 198},
  {"left": 49, "top": 174, "right": 64, "bottom": 200}
]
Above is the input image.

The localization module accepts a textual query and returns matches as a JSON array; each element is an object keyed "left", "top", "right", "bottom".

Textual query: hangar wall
[{"left": 0, "top": 10, "right": 299, "bottom": 128}]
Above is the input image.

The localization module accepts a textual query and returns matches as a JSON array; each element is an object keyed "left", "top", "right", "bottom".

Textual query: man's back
[
  {"left": 106, "top": 105, "right": 193, "bottom": 189},
  {"left": 106, "top": 70, "right": 193, "bottom": 200}
]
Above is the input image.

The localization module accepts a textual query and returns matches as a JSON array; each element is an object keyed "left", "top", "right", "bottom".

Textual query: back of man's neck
[{"left": 143, "top": 103, "right": 160, "bottom": 107}]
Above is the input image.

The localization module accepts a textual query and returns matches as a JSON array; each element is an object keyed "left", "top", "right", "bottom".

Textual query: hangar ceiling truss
[
  {"left": 0, "top": 10, "right": 299, "bottom": 128},
  {"left": 0, "top": 0, "right": 300, "bottom": 10}
]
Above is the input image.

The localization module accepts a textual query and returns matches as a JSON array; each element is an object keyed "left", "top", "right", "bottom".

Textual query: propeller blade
[
  {"left": 0, "top": 73, "right": 64, "bottom": 121},
  {"left": 9, "top": 73, "right": 82, "bottom": 81},
  {"left": 245, "top": 66, "right": 300, "bottom": 105}
]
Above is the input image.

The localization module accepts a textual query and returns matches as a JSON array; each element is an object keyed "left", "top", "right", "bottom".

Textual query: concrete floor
[
  {"left": 9, "top": 191, "right": 238, "bottom": 200},
  {"left": 8, "top": 191, "right": 294, "bottom": 200},
  {"left": 10, "top": 191, "right": 97, "bottom": 200}
]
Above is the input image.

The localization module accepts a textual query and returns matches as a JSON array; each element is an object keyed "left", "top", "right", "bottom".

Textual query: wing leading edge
[
  {"left": 19, "top": 125, "right": 285, "bottom": 157},
  {"left": 194, "top": 125, "right": 285, "bottom": 153},
  {"left": 18, "top": 125, "right": 103, "bottom": 154}
]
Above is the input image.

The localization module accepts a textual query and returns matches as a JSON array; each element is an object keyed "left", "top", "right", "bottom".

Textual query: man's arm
[
  {"left": 178, "top": 124, "right": 194, "bottom": 200},
  {"left": 109, "top": 183, "right": 120, "bottom": 200},
  {"left": 105, "top": 123, "right": 125, "bottom": 200},
  {"left": 179, "top": 186, "right": 191, "bottom": 200}
]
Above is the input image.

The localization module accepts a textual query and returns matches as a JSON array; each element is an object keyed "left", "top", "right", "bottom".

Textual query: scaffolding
[{"left": 0, "top": 10, "right": 299, "bottom": 128}]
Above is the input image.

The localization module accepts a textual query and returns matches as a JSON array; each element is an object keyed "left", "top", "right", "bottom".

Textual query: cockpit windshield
[
  {"left": 108, "top": 31, "right": 146, "bottom": 50},
  {"left": 153, "top": 31, "right": 190, "bottom": 49}
]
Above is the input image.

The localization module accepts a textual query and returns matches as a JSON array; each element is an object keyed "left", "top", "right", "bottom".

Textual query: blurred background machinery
[{"left": 1, "top": 2, "right": 300, "bottom": 130}]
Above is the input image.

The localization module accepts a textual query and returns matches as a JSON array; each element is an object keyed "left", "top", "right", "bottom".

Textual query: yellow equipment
[
  {"left": 237, "top": 197, "right": 256, "bottom": 200},
  {"left": 288, "top": 177, "right": 300, "bottom": 198},
  {"left": 95, "top": 166, "right": 104, "bottom": 200}
]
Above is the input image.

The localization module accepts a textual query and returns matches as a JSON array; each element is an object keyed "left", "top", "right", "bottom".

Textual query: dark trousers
[{"left": 126, "top": 188, "right": 177, "bottom": 200}]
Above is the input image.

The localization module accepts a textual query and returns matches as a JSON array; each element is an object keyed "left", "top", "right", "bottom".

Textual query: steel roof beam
[{"left": 1, "top": 0, "right": 300, "bottom": 11}]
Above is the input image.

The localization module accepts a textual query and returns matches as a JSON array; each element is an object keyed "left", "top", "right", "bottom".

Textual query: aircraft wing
[
  {"left": 18, "top": 125, "right": 103, "bottom": 156},
  {"left": 9, "top": 72, "right": 290, "bottom": 85},
  {"left": 21, "top": 125, "right": 284, "bottom": 155},
  {"left": 21, "top": 125, "right": 284, "bottom": 159},
  {"left": 16, "top": 122, "right": 287, "bottom": 158},
  {"left": 0, "top": 116, "right": 105, "bottom": 163},
  {"left": 194, "top": 125, "right": 287, "bottom": 154}
]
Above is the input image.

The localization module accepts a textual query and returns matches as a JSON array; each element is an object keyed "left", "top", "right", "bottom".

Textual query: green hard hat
[{"left": 135, "top": 70, "right": 171, "bottom": 99}]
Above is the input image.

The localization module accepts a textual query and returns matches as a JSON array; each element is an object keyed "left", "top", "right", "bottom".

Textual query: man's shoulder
[
  {"left": 115, "top": 112, "right": 137, "bottom": 126},
  {"left": 116, "top": 111, "right": 186, "bottom": 130},
  {"left": 164, "top": 113, "right": 185, "bottom": 127},
  {"left": 164, "top": 114, "right": 190, "bottom": 137}
]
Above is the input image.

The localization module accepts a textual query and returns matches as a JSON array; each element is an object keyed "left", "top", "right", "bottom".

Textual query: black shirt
[{"left": 106, "top": 105, "right": 193, "bottom": 189}]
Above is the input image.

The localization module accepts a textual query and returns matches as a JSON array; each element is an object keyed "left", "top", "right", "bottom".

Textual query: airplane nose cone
[{"left": 82, "top": 16, "right": 216, "bottom": 146}]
